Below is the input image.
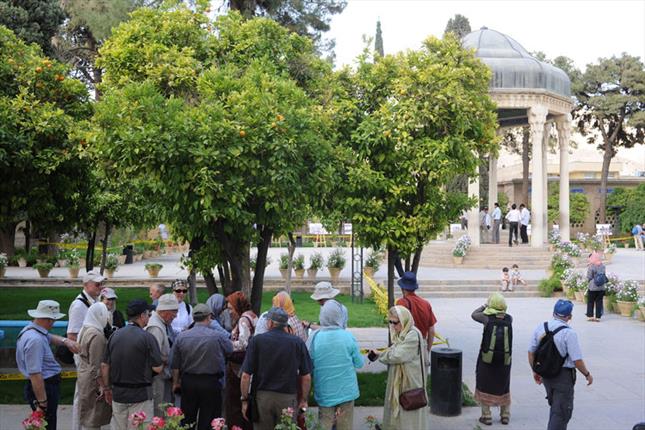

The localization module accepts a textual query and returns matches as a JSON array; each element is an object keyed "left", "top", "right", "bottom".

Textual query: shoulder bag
[{"left": 398, "top": 331, "right": 428, "bottom": 411}]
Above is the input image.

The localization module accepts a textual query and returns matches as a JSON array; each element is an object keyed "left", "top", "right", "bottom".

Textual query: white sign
[
  {"left": 450, "top": 224, "right": 462, "bottom": 233},
  {"left": 308, "top": 223, "right": 329, "bottom": 235},
  {"left": 596, "top": 224, "right": 612, "bottom": 235}
]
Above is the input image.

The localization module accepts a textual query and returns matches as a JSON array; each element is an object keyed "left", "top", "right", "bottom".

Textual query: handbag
[{"left": 398, "top": 331, "right": 428, "bottom": 411}]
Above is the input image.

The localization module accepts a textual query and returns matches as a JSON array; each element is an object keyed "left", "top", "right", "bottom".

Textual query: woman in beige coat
[
  {"left": 371, "top": 305, "right": 429, "bottom": 430},
  {"left": 77, "top": 302, "right": 112, "bottom": 430}
]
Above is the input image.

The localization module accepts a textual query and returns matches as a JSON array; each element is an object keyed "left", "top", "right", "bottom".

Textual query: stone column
[
  {"left": 556, "top": 114, "right": 572, "bottom": 242},
  {"left": 528, "top": 105, "right": 548, "bottom": 248},
  {"left": 488, "top": 155, "right": 498, "bottom": 210},
  {"left": 542, "top": 123, "right": 550, "bottom": 242},
  {"left": 467, "top": 173, "right": 481, "bottom": 246}
]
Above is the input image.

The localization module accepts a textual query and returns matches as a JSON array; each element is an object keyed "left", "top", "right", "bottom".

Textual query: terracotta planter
[
  {"left": 68, "top": 267, "right": 80, "bottom": 278},
  {"left": 57, "top": 259, "right": 67, "bottom": 268},
  {"left": 18, "top": 258, "right": 27, "bottom": 268},
  {"left": 105, "top": 269, "right": 116, "bottom": 279},
  {"left": 37, "top": 268, "right": 51, "bottom": 278},
  {"left": 328, "top": 267, "right": 341, "bottom": 284},
  {"left": 294, "top": 269, "right": 305, "bottom": 279},
  {"left": 307, "top": 269, "right": 318, "bottom": 280},
  {"left": 363, "top": 267, "right": 374, "bottom": 278},
  {"left": 574, "top": 291, "right": 585, "bottom": 302},
  {"left": 146, "top": 267, "right": 161, "bottom": 278},
  {"left": 0, "top": 267, "right": 5, "bottom": 278},
  {"left": 279, "top": 268, "right": 290, "bottom": 280},
  {"left": 452, "top": 256, "right": 464, "bottom": 265},
  {"left": 615, "top": 300, "right": 635, "bottom": 317}
]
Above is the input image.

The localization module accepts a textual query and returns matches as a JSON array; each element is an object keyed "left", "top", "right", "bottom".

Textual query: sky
[{"left": 327, "top": 0, "right": 645, "bottom": 70}]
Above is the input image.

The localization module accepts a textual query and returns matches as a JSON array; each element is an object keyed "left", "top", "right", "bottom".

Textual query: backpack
[
  {"left": 55, "top": 294, "right": 92, "bottom": 364},
  {"left": 594, "top": 271, "right": 608, "bottom": 287},
  {"left": 480, "top": 314, "right": 513, "bottom": 366},
  {"left": 532, "top": 322, "right": 568, "bottom": 378}
]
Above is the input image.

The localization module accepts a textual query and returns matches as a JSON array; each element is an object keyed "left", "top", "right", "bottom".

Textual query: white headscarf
[{"left": 78, "top": 302, "right": 109, "bottom": 343}]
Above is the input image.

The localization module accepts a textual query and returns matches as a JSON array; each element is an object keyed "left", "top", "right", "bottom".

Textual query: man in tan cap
[
  {"left": 16, "top": 300, "right": 79, "bottom": 430},
  {"left": 145, "top": 294, "right": 179, "bottom": 415}
]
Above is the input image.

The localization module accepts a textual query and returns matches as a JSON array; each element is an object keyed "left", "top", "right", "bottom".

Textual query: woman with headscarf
[
  {"left": 76, "top": 302, "right": 112, "bottom": 430},
  {"left": 225, "top": 291, "right": 257, "bottom": 430},
  {"left": 369, "top": 306, "right": 428, "bottom": 430},
  {"left": 586, "top": 252, "right": 607, "bottom": 322},
  {"left": 307, "top": 301, "right": 363, "bottom": 430},
  {"left": 471, "top": 293, "right": 513, "bottom": 425},
  {"left": 205, "top": 293, "right": 231, "bottom": 337},
  {"left": 258, "top": 291, "right": 307, "bottom": 341}
]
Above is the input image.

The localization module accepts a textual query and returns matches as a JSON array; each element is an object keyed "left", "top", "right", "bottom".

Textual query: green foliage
[
  {"left": 66, "top": 249, "right": 81, "bottom": 267},
  {"left": 332, "top": 34, "right": 498, "bottom": 257},
  {"left": 105, "top": 254, "right": 119, "bottom": 270},
  {"left": 293, "top": 254, "right": 305, "bottom": 270},
  {"left": 279, "top": 253, "right": 290, "bottom": 270},
  {"left": 326, "top": 248, "right": 346, "bottom": 269},
  {"left": 547, "top": 186, "right": 590, "bottom": 225},
  {"left": 365, "top": 249, "right": 383, "bottom": 270},
  {"left": 374, "top": 20, "right": 384, "bottom": 56},
  {"left": 443, "top": 14, "right": 471, "bottom": 39},
  {"left": 607, "top": 184, "right": 645, "bottom": 232},
  {"left": 538, "top": 274, "right": 561, "bottom": 297},
  {"left": 308, "top": 252, "right": 324, "bottom": 270},
  {"left": 0, "top": 0, "right": 65, "bottom": 55},
  {"left": 33, "top": 262, "right": 53, "bottom": 271},
  {"left": 144, "top": 262, "right": 162, "bottom": 270}
]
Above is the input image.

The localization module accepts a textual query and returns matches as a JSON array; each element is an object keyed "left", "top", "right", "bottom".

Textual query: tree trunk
[
  {"left": 411, "top": 246, "right": 423, "bottom": 274},
  {"left": 251, "top": 227, "right": 273, "bottom": 315},
  {"left": 24, "top": 220, "right": 31, "bottom": 252},
  {"left": 86, "top": 228, "right": 97, "bottom": 271},
  {"left": 215, "top": 224, "right": 251, "bottom": 298},
  {"left": 219, "top": 264, "right": 232, "bottom": 296},
  {"left": 204, "top": 269, "right": 218, "bottom": 296},
  {"left": 285, "top": 233, "right": 296, "bottom": 295},
  {"left": 522, "top": 127, "right": 530, "bottom": 206},
  {"left": 598, "top": 140, "right": 614, "bottom": 223},
  {"left": 99, "top": 221, "right": 110, "bottom": 275},
  {"left": 387, "top": 247, "right": 395, "bottom": 308},
  {"left": 0, "top": 222, "right": 17, "bottom": 256},
  {"left": 188, "top": 270, "right": 198, "bottom": 306},
  {"left": 404, "top": 257, "right": 410, "bottom": 272}
]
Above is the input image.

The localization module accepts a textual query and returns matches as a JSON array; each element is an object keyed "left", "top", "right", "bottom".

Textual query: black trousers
[
  {"left": 543, "top": 368, "right": 576, "bottom": 430},
  {"left": 508, "top": 222, "right": 519, "bottom": 246},
  {"left": 586, "top": 290, "right": 605, "bottom": 319},
  {"left": 24, "top": 374, "right": 61, "bottom": 430},
  {"left": 181, "top": 373, "right": 223, "bottom": 430},
  {"left": 520, "top": 224, "right": 529, "bottom": 243}
]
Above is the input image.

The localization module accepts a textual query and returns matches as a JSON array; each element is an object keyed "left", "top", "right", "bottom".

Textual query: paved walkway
[{"left": 2, "top": 297, "right": 643, "bottom": 429}]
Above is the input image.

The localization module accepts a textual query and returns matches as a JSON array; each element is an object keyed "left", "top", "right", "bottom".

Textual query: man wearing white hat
[
  {"left": 145, "top": 293, "right": 179, "bottom": 416},
  {"left": 16, "top": 300, "right": 80, "bottom": 430},
  {"left": 307, "top": 282, "right": 348, "bottom": 330},
  {"left": 69, "top": 269, "right": 105, "bottom": 430}
]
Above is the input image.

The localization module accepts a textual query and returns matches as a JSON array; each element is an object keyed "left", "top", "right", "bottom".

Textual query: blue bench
[{"left": 0, "top": 321, "right": 68, "bottom": 349}]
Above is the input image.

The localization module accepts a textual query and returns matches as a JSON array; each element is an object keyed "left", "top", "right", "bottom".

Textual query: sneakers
[
  {"left": 501, "top": 416, "right": 510, "bottom": 425},
  {"left": 479, "top": 416, "right": 492, "bottom": 426}
]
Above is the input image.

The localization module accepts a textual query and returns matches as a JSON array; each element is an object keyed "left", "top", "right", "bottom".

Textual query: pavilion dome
[{"left": 461, "top": 27, "right": 571, "bottom": 98}]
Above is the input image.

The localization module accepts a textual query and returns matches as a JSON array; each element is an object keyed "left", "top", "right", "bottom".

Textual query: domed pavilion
[{"left": 461, "top": 27, "right": 574, "bottom": 247}]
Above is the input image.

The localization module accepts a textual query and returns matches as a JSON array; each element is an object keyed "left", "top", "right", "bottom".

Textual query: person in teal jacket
[{"left": 307, "top": 301, "right": 364, "bottom": 430}]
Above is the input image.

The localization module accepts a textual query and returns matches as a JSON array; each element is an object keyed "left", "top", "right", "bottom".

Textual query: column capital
[{"left": 554, "top": 113, "right": 573, "bottom": 129}]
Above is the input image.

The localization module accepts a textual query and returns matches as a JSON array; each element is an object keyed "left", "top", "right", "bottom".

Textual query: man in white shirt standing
[
  {"left": 479, "top": 207, "right": 492, "bottom": 244},
  {"left": 520, "top": 204, "right": 531, "bottom": 244},
  {"left": 492, "top": 203, "right": 502, "bottom": 244},
  {"left": 505, "top": 204, "right": 522, "bottom": 247},
  {"left": 68, "top": 270, "right": 105, "bottom": 430}
]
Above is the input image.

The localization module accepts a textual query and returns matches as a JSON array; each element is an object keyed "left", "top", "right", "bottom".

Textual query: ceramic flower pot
[
  {"left": 57, "top": 259, "right": 67, "bottom": 268},
  {"left": 615, "top": 300, "right": 635, "bottom": 317},
  {"left": 37, "top": 268, "right": 50, "bottom": 278},
  {"left": 602, "top": 296, "right": 612, "bottom": 313},
  {"left": 279, "top": 268, "right": 290, "bottom": 280},
  {"left": 294, "top": 269, "right": 305, "bottom": 280},
  {"left": 146, "top": 267, "right": 161, "bottom": 278},
  {"left": 0, "top": 267, "right": 5, "bottom": 278},
  {"left": 18, "top": 258, "right": 27, "bottom": 268},
  {"left": 106, "top": 269, "right": 116, "bottom": 279},
  {"left": 68, "top": 267, "right": 80, "bottom": 279},
  {"left": 307, "top": 269, "right": 318, "bottom": 280},
  {"left": 452, "top": 256, "right": 464, "bottom": 265},
  {"left": 328, "top": 267, "right": 341, "bottom": 284}
]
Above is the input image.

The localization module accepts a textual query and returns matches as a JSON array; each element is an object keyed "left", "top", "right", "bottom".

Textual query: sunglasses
[
  {"left": 175, "top": 289, "right": 188, "bottom": 294},
  {"left": 388, "top": 320, "right": 400, "bottom": 325}
]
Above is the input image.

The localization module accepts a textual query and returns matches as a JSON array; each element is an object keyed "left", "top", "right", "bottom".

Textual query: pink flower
[
  {"left": 151, "top": 416, "right": 165, "bottom": 428},
  {"left": 129, "top": 411, "right": 147, "bottom": 427},
  {"left": 282, "top": 407, "right": 294, "bottom": 417},
  {"left": 211, "top": 417, "right": 226, "bottom": 430},
  {"left": 166, "top": 406, "right": 183, "bottom": 417}
]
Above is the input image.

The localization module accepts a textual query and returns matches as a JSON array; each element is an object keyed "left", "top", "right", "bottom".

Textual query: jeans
[
  {"left": 586, "top": 290, "right": 605, "bottom": 319},
  {"left": 24, "top": 374, "right": 61, "bottom": 430},
  {"left": 181, "top": 373, "right": 223, "bottom": 430},
  {"left": 543, "top": 368, "right": 576, "bottom": 430},
  {"left": 508, "top": 222, "right": 519, "bottom": 246}
]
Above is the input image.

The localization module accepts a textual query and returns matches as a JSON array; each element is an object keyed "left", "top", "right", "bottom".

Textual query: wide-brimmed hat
[
  {"left": 156, "top": 294, "right": 179, "bottom": 311},
  {"left": 397, "top": 271, "right": 418, "bottom": 291},
  {"left": 28, "top": 300, "right": 65, "bottom": 320},
  {"left": 83, "top": 270, "right": 106, "bottom": 284},
  {"left": 311, "top": 281, "right": 340, "bottom": 301}
]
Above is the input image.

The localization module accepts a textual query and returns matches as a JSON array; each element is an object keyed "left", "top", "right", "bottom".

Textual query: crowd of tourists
[{"left": 17, "top": 264, "right": 599, "bottom": 430}]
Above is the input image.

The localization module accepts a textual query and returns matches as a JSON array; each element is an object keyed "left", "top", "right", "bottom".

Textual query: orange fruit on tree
[{"left": 239, "top": 130, "right": 246, "bottom": 137}]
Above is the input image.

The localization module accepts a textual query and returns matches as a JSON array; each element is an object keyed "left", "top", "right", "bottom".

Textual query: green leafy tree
[
  {"left": 374, "top": 19, "right": 383, "bottom": 57},
  {"left": 93, "top": 9, "right": 339, "bottom": 310},
  {"left": 444, "top": 13, "right": 471, "bottom": 39},
  {"left": 0, "top": 0, "right": 65, "bottom": 56},
  {"left": 0, "top": 25, "right": 91, "bottom": 256},
  {"left": 332, "top": 34, "right": 498, "bottom": 304},
  {"left": 574, "top": 54, "right": 645, "bottom": 222},
  {"left": 548, "top": 187, "right": 590, "bottom": 226},
  {"left": 607, "top": 184, "right": 645, "bottom": 233}
]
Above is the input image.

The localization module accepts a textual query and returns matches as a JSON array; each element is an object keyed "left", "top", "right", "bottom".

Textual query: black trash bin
[
  {"left": 295, "top": 235, "right": 303, "bottom": 247},
  {"left": 123, "top": 245, "right": 134, "bottom": 264},
  {"left": 430, "top": 347, "right": 462, "bottom": 416}
]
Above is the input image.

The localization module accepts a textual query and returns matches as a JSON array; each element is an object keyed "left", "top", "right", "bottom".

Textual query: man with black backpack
[{"left": 528, "top": 299, "right": 593, "bottom": 430}]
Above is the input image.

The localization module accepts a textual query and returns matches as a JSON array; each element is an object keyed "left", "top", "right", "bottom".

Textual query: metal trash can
[
  {"left": 296, "top": 235, "right": 303, "bottom": 247},
  {"left": 430, "top": 347, "right": 462, "bottom": 416},
  {"left": 123, "top": 245, "right": 134, "bottom": 264}
]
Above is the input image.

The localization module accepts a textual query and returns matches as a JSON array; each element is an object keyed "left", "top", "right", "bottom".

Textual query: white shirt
[
  {"left": 520, "top": 208, "right": 531, "bottom": 225},
  {"left": 67, "top": 291, "right": 97, "bottom": 336},
  {"left": 506, "top": 209, "right": 521, "bottom": 223},
  {"left": 492, "top": 207, "right": 502, "bottom": 220},
  {"left": 171, "top": 301, "right": 193, "bottom": 335}
]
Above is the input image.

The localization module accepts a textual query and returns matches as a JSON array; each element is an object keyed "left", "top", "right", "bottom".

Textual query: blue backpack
[{"left": 594, "top": 271, "right": 608, "bottom": 287}]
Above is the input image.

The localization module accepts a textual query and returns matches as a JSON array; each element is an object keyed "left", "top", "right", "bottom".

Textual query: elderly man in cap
[
  {"left": 241, "top": 307, "right": 312, "bottom": 430},
  {"left": 170, "top": 279, "right": 193, "bottom": 335},
  {"left": 396, "top": 271, "right": 437, "bottom": 351},
  {"left": 528, "top": 300, "right": 593, "bottom": 430},
  {"left": 101, "top": 300, "right": 162, "bottom": 430},
  {"left": 16, "top": 300, "right": 79, "bottom": 430},
  {"left": 306, "top": 281, "right": 348, "bottom": 331},
  {"left": 69, "top": 269, "right": 105, "bottom": 430},
  {"left": 171, "top": 304, "right": 233, "bottom": 430},
  {"left": 145, "top": 293, "right": 179, "bottom": 416}
]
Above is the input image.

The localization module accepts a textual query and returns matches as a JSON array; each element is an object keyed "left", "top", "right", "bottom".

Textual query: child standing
[
  {"left": 510, "top": 264, "right": 527, "bottom": 289},
  {"left": 501, "top": 267, "right": 510, "bottom": 291}
]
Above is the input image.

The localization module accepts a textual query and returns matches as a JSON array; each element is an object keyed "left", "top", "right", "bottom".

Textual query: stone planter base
[
  {"left": 452, "top": 256, "right": 464, "bottom": 265},
  {"left": 57, "top": 259, "right": 67, "bottom": 268},
  {"left": 0, "top": 267, "right": 5, "bottom": 278},
  {"left": 279, "top": 268, "right": 290, "bottom": 280},
  {"left": 637, "top": 306, "right": 645, "bottom": 322},
  {"left": 37, "top": 269, "right": 50, "bottom": 278},
  {"left": 106, "top": 269, "right": 116, "bottom": 279},
  {"left": 328, "top": 267, "right": 341, "bottom": 284},
  {"left": 616, "top": 300, "right": 635, "bottom": 317},
  {"left": 146, "top": 268, "right": 161, "bottom": 278},
  {"left": 68, "top": 267, "right": 80, "bottom": 278},
  {"left": 294, "top": 269, "right": 305, "bottom": 280},
  {"left": 18, "top": 258, "right": 27, "bottom": 268},
  {"left": 117, "top": 255, "right": 126, "bottom": 265},
  {"left": 574, "top": 291, "right": 585, "bottom": 302},
  {"left": 603, "top": 296, "right": 612, "bottom": 313},
  {"left": 307, "top": 269, "right": 318, "bottom": 280}
]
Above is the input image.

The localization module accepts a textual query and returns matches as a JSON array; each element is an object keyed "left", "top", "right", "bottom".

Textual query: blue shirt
[
  {"left": 309, "top": 328, "right": 364, "bottom": 407},
  {"left": 528, "top": 318, "right": 583, "bottom": 368},
  {"left": 208, "top": 319, "right": 231, "bottom": 338},
  {"left": 16, "top": 323, "right": 61, "bottom": 379}
]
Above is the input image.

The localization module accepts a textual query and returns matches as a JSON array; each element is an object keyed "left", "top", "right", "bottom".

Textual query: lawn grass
[
  {"left": 0, "top": 373, "right": 476, "bottom": 407},
  {"left": 0, "top": 288, "right": 385, "bottom": 328}
]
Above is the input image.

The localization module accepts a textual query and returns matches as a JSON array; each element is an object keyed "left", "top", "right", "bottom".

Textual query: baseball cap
[
  {"left": 126, "top": 299, "right": 154, "bottom": 317},
  {"left": 100, "top": 287, "right": 118, "bottom": 300},
  {"left": 192, "top": 303, "right": 212, "bottom": 319},
  {"left": 268, "top": 307, "right": 289, "bottom": 325},
  {"left": 553, "top": 299, "right": 573, "bottom": 318},
  {"left": 156, "top": 294, "right": 179, "bottom": 311},
  {"left": 83, "top": 270, "right": 106, "bottom": 284}
]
